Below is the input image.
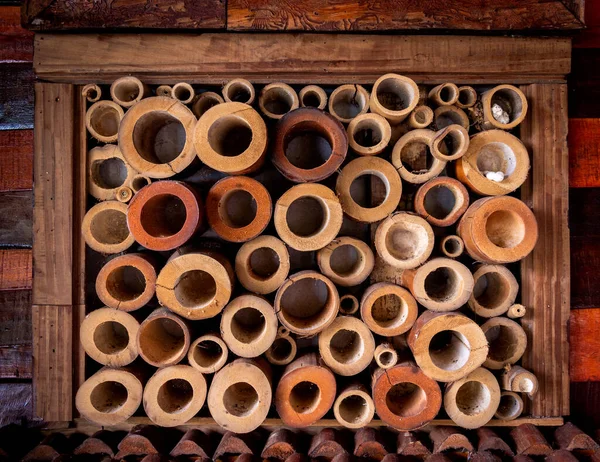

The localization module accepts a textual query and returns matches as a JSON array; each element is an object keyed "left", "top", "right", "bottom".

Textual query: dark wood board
[
  {"left": 0, "top": 190, "right": 32, "bottom": 248},
  {"left": 571, "top": 235, "right": 600, "bottom": 309},
  {"left": 0, "top": 249, "right": 31, "bottom": 290},
  {"left": 570, "top": 308, "right": 600, "bottom": 382},
  {"left": 573, "top": 0, "right": 600, "bottom": 47},
  {"left": 569, "top": 49, "right": 600, "bottom": 118},
  {"left": 569, "top": 119, "right": 600, "bottom": 188},
  {"left": 0, "top": 382, "right": 32, "bottom": 426},
  {"left": 0, "top": 63, "right": 33, "bottom": 130},
  {"left": 570, "top": 188, "right": 600, "bottom": 237},
  {"left": 0, "top": 345, "right": 31, "bottom": 379},
  {"left": 0, "top": 6, "right": 33, "bottom": 63},
  {"left": 0, "top": 130, "right": 33, "bottom": 192},
  {"left": 0, "top": 290, "right": 32, "bottom": 346},
  {"left": 570, "top": 382, "right": 600, "bottom": 432}
]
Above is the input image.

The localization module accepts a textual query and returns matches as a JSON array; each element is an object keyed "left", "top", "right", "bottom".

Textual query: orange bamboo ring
[
  {"left": 469, "top": 264, "right": 519, "bottom": 317},
  {"left": 413, "top": 177, "right": 470, "bottom": 227},
  {"left": 431, "top": 125, "right": 470, "bottom": 162},
  {"left": 391, "top": 129, "right": 446, "bottom": 184},
  {"left": 360, "top": 283, "right": 419, "bottom": 336},
  {"left": 137, "top": 308, "right": 190, "bottom": 367},
  {"left": 481, "top": 84, "right": 528, "bottom": 130}
]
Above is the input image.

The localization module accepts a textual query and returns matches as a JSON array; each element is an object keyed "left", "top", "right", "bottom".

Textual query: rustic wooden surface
[
  {"left": 0, "top": 6, "right": 32, "bottom": 62},
  {"left": 0, "top": 249, "right": 31, "bottom": 290},
  {"left": 570, "top": 309, "right": 600, "bottom": 382},
  {"left": 569, "top": 119, "right": 600, "bottom": 187},
  {"left": 0, "top": 130, "right": 33, "bottom": 191},
  {"left": 0, "top": 191, "right": 32, "bottom": 247},
  {"left": 0, "top": 63, "right": 33, "bottom": 129}
]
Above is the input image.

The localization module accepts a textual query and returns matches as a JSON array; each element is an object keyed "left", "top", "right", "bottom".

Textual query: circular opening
[
  {"left": 520, "top": 378, "right": 535, "bottom": 393},
  {"left": 302, "top": 90, "right": 322, "bottom": 108},
  {"left": 284, "top": 129, "right": 332, "bottom": 169},
  {"left": 444, "top": 237, "right": 462, "bottom": 256},
  {"left": 263, "top": 87, "right": 294, "bottom": 115},
  {"left": 371, "top": 293, "right": 407, "bottom": 328},
  {"left": 401, "top": 140, "right": 433, "bottom": 173},
  {"left": 436, "top": 109, "right": 465, "bottom": 129},
  {"left": 249, "top": 247, "right": 280, "bottom": 280},
  {"left": 437, "top": 131, "right": 464, "bottom": 158},
  {"left": 497, "top": 393, "right": 520, "bottom": 419},
  {"left": 385, "top": 222, "right": 429, "bottom": 261},
  {"left": 230, "top": 307, "right": 266, "bottom": 344},
  {"left": 269, "top": 337, "right": 293, "bottom": 361},
  {"left": 340, "top": 296, "right": 357, "bottom": 314},
  {"left": 456, "top": 381, "right": 491, "bottom": 416},
  {"left": 329, "top": 329, "right": 363, "bottom": 364},
  {"left": 385, "top": 382, "right": 427, "bottom": 417},
  {"left": 174, "top": 270, "right": 217, "bottom": 308},
  {"left": 208, "top": 116, "right": 253, "bottom": 157},
  {"left": 339, "top": 394, "right": 369, "bottom": 424},
  {"left": 423, "top": 185, "right": 457, "bottom": 220},
  {"left": 131, "top": 176, "right": 150, "bottom": 192},
  {"left": 90, "top": 209, "right": 129, "bottom": 245},
  {"left": 485, "top": 210, "right": 526, "bottom": 248},
  {"left": 486, "top": 325, "right": 519, "bottom": 362},
  {"left": 157, "top": 378, "right": 193, "bottom": 414},
  {"left": 90, "top": 381, "right": 128, "bottom": 413},
  {"left": 414, "top": 109, "right": 428, "bottom": 124},
  {"left": 224, "top": 382, "right": 259, "bottom": 417},
  {"left": 379, "top": 351, "right": 394, "bottom": 366},
  {"left": 173, "top": 85, "right": 191, "bottom": 102},
  {"left": 424, "top": 267, "right": 459, "bottom": 302},
  {"left": 429, "top": 330, "right": 471, "bottom": 371},
  {"left": 350, "top": 174, "right": 387, "bottom": 208},
  {"left": 227, "top": 83, "right": 252, "bottom": 103},
  {"left": 280, "top": 277, "right": 331, "bottom": 326},
  {"left": 286, "top": 196, "right": 325, "bottom": 237},
  {"left": 290, "top": 381, "right": 321, "bottom": 414},
  {"left": 192, "top": 339, "right": 223, "bottom": 368},
  {"left": 93, "top": 321, "right": 129, "bottom": 355},
  {"left": 106, "top": 265, "right": 146, "bottom": 302},
  {"left": 86, "top": 88, "right": 98, "bottom": 101},
  {"left": 332, "top": 87, "right": 367, "bottom": 120},
  {"left": 491, "top": 88, "right": 523, "bottom": 124},
  {"left": 90, "top": 105, "right": 121, "bottom": 138},
  {"left": 353, "top": 120, "right": 383, "bottom": 148},
  {"left": 377, "top": 78, "right": 414, "bottom": 111},
  {"left": 196, "top": 95, "right": 221, "bottom": 116},
  {"left": 139, "top": 317, "right": 186, "bottom": 364},
  {"left": 219, "top": 189, "right": 257, "bottom": 228},
  {"left": 329, "top": 245, "right": 361, "bottom": 277},
  {"left": 139, "top": 194, "right": 187, "bottom": 238},
  {"left": 92, "top": 157, "right": 127, "bottom": 189},
  {"left": 132, "top": 112, "right": 186, "bottom": 164},
  {"left": 459, "top": 88, "right": 476, "bottom": 107},
  {"left": 114, "top": 81, "right": 140, "bottom": 103},
  {"left": 473, "top": 271, "right": 510, "bottom": 309},
  {"left": 439, "top": 85, "right": 456, "bottom": 103},
  {"left": 476, "top": 142, "right": 517, "bottom": 177}
]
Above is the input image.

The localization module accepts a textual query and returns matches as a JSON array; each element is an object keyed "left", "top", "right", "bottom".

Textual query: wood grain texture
[
  {"left": 0, "top": 290, "right": 31, "bottom": 346},
  {"left": 570, "top": 188, "right": 600, "bottom": 237},
  {"left": 0, "top": 191, "right": 32, "bottom": 248},
  {"left": 570, "top": 382, "right": 600, "bottom": 431},
  {"left": 73, "top": 88, "right": 86, "bottom": 306},
  {"left": 0, "top": 130, "right": 33, "bottom": 192},
  {"left": 519, "top": 83, "right": 570, "bottom": 417},
  {"left": 0, "top": 382, "right": 32, "bottom": 426},
  {"left": 32, "top": 304, "right": 72, "bottom": 422},
  {"left": 573, "top": 0, "right": 600, "bottom": 47},
  {"left": 569, "top": 49, "right": 600, "bottom": 118},
  {"left": 32, "top": 83, "right": 73, "bottom": 306},
  {"left": 22, "top": 0, "right": 225, "bottom": 30},
  {"left": 0, "top": 249, "right": 31, "bottom": 290},
  {"left": 228, "top": 0, "right": 584, "bottom": 31},
  {"left": 0, "top": 345, "right": 32, "bottom": 379},
  {"left": 570, "top": 308, "right": 600, "bottom": 382},
  {"left": 569, "top": 119, "right": 600, "bottom": 188},
  {"left": 0, "top": 6, "right": 33, "bottom": 63},
  {"left": 0, "top": 63, "right": 33, "bottom": 129},
  {"left": 33, "top": 34, "right": 571, "bottom": 84}
]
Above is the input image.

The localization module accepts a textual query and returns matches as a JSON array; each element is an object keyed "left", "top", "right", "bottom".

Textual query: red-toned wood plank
[
  {"left": 0, "top": 130, "right": 33, "bottom": 192},
  {"left": 569, "top": 119, "right": 600, "bottom": 188},
  {"left": 0, "top": 382, "right": 32, "bottom": 426},
  {"left": 0, "top": 345, "right": 31, "bottom": 379},
  {"left": 570, "top": 308, "right": 600, "bottom": 382},
  {"left": 0, "top": 6, "right": 33, "bottom": 63},
  {"left": 0, "top": 249, "right": 31, "bottom": 290},
  {"left": 573, "top": 0, "right": 600, "bottom": 47}
]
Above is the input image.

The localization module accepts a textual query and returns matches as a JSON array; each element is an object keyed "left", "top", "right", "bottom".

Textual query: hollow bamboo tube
[
  {"left": 511, "top": 424, "right": 552, "bottom": 456},
  {"left": 87, "top": 144, "right": 137, "bottom": 201},
  {"left": 317, "top": 236, "right": 375, "bottom": 287},
  {"left": 333, "top": 383, "right": 375, "bottom": 429},
  {"left": 413, "top": 177, "right": 470, "bottom": 227},
  {"left": 82, "top": 84, "right": 102, "bottom": 103},
  {"left": 235, "top": 235, "right": 290, "bottom": 295},
  {"left": 116, "top": 186, "right": 133, "bottom": 203},
  {"left": 508, "top": 304, "right": 526, "bottom": 319},
  {"left": 155, "top": 248, "right": 234, "bottom": 320},
  {"left": 156, "top": 85, "right": 172, "bottom": 97},
  {"left": 477, "top": 427, "right": 514, "bottom": 456},
  {"left": 318, "top": 316, "right": 375, "bottom": 376},
  {"left": 457, "top": 196, "right": 539, "bottom": 264},
  {"left": 339, "top": 294, "right": 359, "bottom": 315},
  {"left": 328, "top": 84, "right": 370, "bottom": 124},
  {"left": 431, "top": 124, "right": 469, "bottom": 161},
  {"left": 501, "top": 366, "right": 539, "bottom": 397},
  {"left": 443, "top": 367, "right": 501, "bottom": 429},
  {"left": 456, "top": 130, "right": 530, "bottom": 196},
  {"left": 137, "top": 308, "right": 190, "bottom": 367},
  {"left": 494, "top": 391, "right": 524, "bottom": 421},
  {"left": 407, "top": 311, "right": 489, "bottom": 382},
  {"left": 469, "top": 264, "right": 519, "bottom": 318},
  {"left": 374, "top": 212, "right": 435, "bottom": 269},
  {"left": 440, "top": 235, "right": 464, "bottom": 258},
  {"left": 391, "top": 129, "right": 446, "bottom": 184},
  {"left": 80, "top": 307, "right": 139, "bottom": 367},
  {"left": 274, "top": 183, "right": 343, "bottom": 251},
  {"left": 188, "top": 333, "right": 228, "bottom": 374},
  {"left": 171, "top": 82, "right": 195, "bottom": 104},
  {"left": 265, "top": 328, "right": 297, "bottom": 366},
  {"left": 481, "top": 84, "right": 528, "bottom": 130},
  {"left": 208, "top": 358, "right": 272, "bottom": 433},
  {"left": 360, "top": 283, "right": 418, "bottom": 336},
  {"left": 194, "top": 102, "right": 267, "bottom": 175},
  {"left": 336, "top": 156, "right": 402, "bottom": 223},
  {"left": 129, "top": 174, "right": 151, "bottom": 193},
  {"left": 401, "top": 257, "right": 474, "bottom": 312},
  {"left": 374, "top": 342, "right": 398, "bottom": 369},
  {"left": 299, "top": 85, "right": 328, "bottom": 110},
  {"left": 275, "top": 353, "right": 337, "bottom": 428},
  {"left": 370, "top": 74, "right": 419, "bottom": 123},
  {"left": 118, "top": 96, "right": 197, "bottom": 178},
  {"left": 143, "top": 365, "right": 207, "bottom": 427},
  {"left": 127, "top": 180, "right": 202, "bottom": 251},
  {"left": 86, "top": 101, "right": 124, "bottom": 143},
  {"left": 272, "top": 107, "right": 347, "bottom": 183},
  {"left": 259, "top": 82, "right": 299, "bottom": 120},
  {"left": 76, "top": 367, "right": 144, "bottom": 426},
  {"left": 347, "top": 113, "right": 392, "bottom": 156},
  {"left": 274, "top": 270, "right": 339, "bottom": 336},
  {"left": 555, "top": 422, "right": 600, "bottom": 453},
  {"left": 110, "top": 76, "right": 149, "bottom": 107},
  {"left": 309, "top": 428, "right": 346, "bottom": 459},
  {"left": 428, "top": 83, "right": 460, "bottom": 106},
  {"left": 434, "top": 106, "right": 470, "bottom": 130},
  {"left": 192, "top": 91, "right": 224, "bottom": 118},
  {"left": 206, "top": 176, "right": 272, "bottom": 243},
  {"left": 222, "top": 78, "right": 255, "bottom": 105},
  {"left": 82, "top": 201, "right": 135, "bottom": 254},
  {"left": 456, "top": 86, "right": 478, "bottom": 109},
  {"left": 408, "top": 105, "right": 434, "bottom": 129},
  {"left": 372, "top": 361, "right": 442, "bottom": 430}
]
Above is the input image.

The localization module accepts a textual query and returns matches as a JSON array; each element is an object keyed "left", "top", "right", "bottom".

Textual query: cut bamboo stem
[
  {"left": 360, "top": 282, "right": 418, "bottom": 337},
  {"left": 262, "top": 429, "right": 298, "bottom": 460},
  {"left": 430, "top": 426, "right": 473, "bottom": 453},
  {"left": 82, "top": 83, "right": 102, "bottom": 103},
  {"left": 188, "top": 333, "right": 228, "bottom": 374},
  {"left": 347, "top": 113, "right": 392, "bottom": 157},
  {"left": 172, "top": 82, "right": 195, "bottom": 104},
  {"left": 88, "top": 144, "right": 137, "bottom": 201},
  {"left": 170, "top": 429, "right": 211, "bottom": 459},
  {"left": 259, "top": 82, "right": 299, "bottom": 120},
  {"left": 333, "top": 383, "right": 375, "bottom": 429},
  {"left": 434, "top": 106, "right": 470, "bottom": 130},
  {"left": 477, "top": 427, "right": 514, "bottom": 456},
  {"left": 456, "top": 86, "right": 478, "bottom": 109},
  {"left": 440, "top": 235, "right": 464, "bottom": 258},
  {"left": 235, "top": 235, "right": 290, "bottom": 294},
  {"left": 494, "top": 391, "right": 524, "bottom": 421},
  {"left": 317, "top": 236, "right": 375, "bottom": 286},
  {"left": 481, "top": 317, "right": 527, "bottom": 369},
  {"left": 110, "top": 76, "right": 149, "bottom": 107},
  {"left": 222, "top": 78, "right": 255, "bottom": 105},
  {"left": 428, "top": 83, "right": 459, "bottom": 106},
  {"left": 431, "top": 124, "right": 470, "bottom": 161},
  {"left": 329, "top": 84, "right": 370, "bottom": 124},
  {"left": 82, "top": 201, "right": 135, "bottom": 254},
  {"left": 116, "top": 186, "right": 133, "bottom": 203},
  {"left": 507, "top": 304, "right": 527, "bottom": 319},
  {"left": 555, "top": 422, "right": 600, "bottom": 453},
  {"left": 308, "top": 429, "right": 347, "bottom": 459},
  {"left": 156, "top": 85, "right": 172, "bottom": 97},
  {"left": 413, "top": 177, "right": 469, "bottom": 227},
  {"left": 339, "top": 294, "right": 359, "bottom": 315},
  {"left": 391, "top": 129, "right": 445, "bottom": 184},
  {"left": 137, "top": 308, "right": 190, "bottom": 367},
  {"left": 370, "top": 73, "right": 419, "bottom": 123},
  {"left": 192, "top": 91, "right": 224, "bottom": 118},
  {"left": 501, "top": 366, "right": 539, "bottom": 397},
  {"left": 374, "top": 342, "right": 398, "bottom": 369},
  {"left": 510, "top": 423, "right": 552, "bottom": 456},
  {"left": 265, "top": 328, "right": 297, "bottom": 366},
  {"left": 86, "top": 101, "right": 124, "bottom": 143},
  {"left": 354, "top": 427, "right": 387, "bottom": 460},
  {"left": 481, "top": 84, "right": 528, "bottom": 130},
  {"left": 299, "top": 85, "right": 328, "bottom": 110},
  {"left": 407, "top": 105, "right": 433, "bottom": 130},
  {"left": 469, "top": 264, "right": 519, "bottom": 317},
  {"left": 130, "top": 174, "right": 151, "bottom": 193}
]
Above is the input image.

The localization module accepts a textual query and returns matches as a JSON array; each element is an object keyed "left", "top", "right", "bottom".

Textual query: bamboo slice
[
  {"left": 265, "top": 328, "right": 297, "bottom": 366},
  {"left": 547, "top": 450, "right": 580, "bottom": 462},
  {"left": 481, "top": 84, "right": 528, "bottom": 130},
  {"left": 360, "top": 282, "right": 418, "bottom": 336},
  {"left": 262, "top": 429, "right": 297, "bottom": 460},
  {"left": 374, "top": 342, "right": 398, "bottom": 369},
  {"left": 82, "top": 83, "right": 101, "bottom": 103},
  {"left": 192, "top": 91, "right": 224, "bottom": 118},
  {"left": 130, "top": 174, "right": 152, "bottom": 193},
  {"left": 222, "top": 78, "right": 255, "bottom": 105},
  {"left": 413, "top": 177, "right": 469, "bottom": 227},
  {"left": 354, "top": 427, "right": 386, "bottom": 459},
  {"left": 333, "top": 384, "right": 375, "bottom": 429},
  {"left": 440, "top": 235, "right": 464, "bottom": 258},
  {"left": 347, "top": 113, "right": 392, "bottom": 156},
  {"left": 407, "top": 106, "right": 434, "bottom": 129},
  {"left": 172, "top": 82, "right": 195, "bottom": 104},
  {"left": 86, "top": 100, "right": 124, "bottom": 143},
  {"left": 428, "top": 83, "right": 459, "bottom": 106},
  {"left": 188, "top": 333, "right": 228, "bottom": 374},
  {"left": 501, "top": 366, "right": 539, "bottom": 397},
  {"left": 510, "top": 424, "right": 552, "bottom": 456},
  {"left": 170, "top": 429, "right": 211, "bottom": 459},
  {"left": 308, "top": 429, "right": 348, "bottom": 460},
  {"left": 434, "top": 106, "right": 470, "bottom": 130},
  {"left": 370, "top": 74, "right": 419, "bottom": 123},
  {"left": 507, "top": 304, "right": 526, "bottom": 319},
  {"left": 259, "top": 82, "right": 299, "bottom": 120},
  {"left": 430, "top": 124, "right": 469, "bottom": 161},
  {"left": 299, "top": 85, "right": 328, "bottom": 110},
  {"left": 481, "top": 317, "right": 527, "bottom": 369},
  {"left": 494, "top": 391, "right": 524, "bottom": 421},
  {"left": 110, "top": 76, "right": 149, "bottom": 107},
  {"left": 391, "top": 129, "right": 445, "bottom": 184},
  {"left": 82, "top": 200, "right": 135, "bottom": 254},
  {"left": 339, "top": 294, "right": 359, "bottom": 315},
  {"left": 156, "top": 85, "right": 172, "bottom": 97},
  {"left": 430, "top": 426, "right": 473, "bottom": 454},
  {"left": 115, "top": 425, "right": 169, "bottom": 459},
  {"left": 88, "top": 144, "right": 136, "bottom": 201},
  {"left": 73, "top": 430, "right": 121, "bottom": 457},
  {"left": 317, "top": 236, "right": 375, "bottom": 287},
  {"left": 456, "top": 86, "right": 478, "bottom": 109},
  {"left": 235, "top": 235, "right": 290, "bottom": 294},
  {"left": 214, "top": 431, "right": 256, "bottom": 459},
  {"left": 137, "top": 308, "right": 190, "bottom": 367},
  {"left": 469, "top": 264, "right": 519, "bottom": 318},
  {"left": 116, "top": 186, "right": 133, "bottom": 203},
  {"left": 329, "top": 84, "right": 370, "bottom": 124}
]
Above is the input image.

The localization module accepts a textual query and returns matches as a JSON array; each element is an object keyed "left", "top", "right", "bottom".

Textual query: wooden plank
[
  {"left": 569, "top": 49, "right": 600, "bottom": 118},
  {"left": 570, "top": 308, "right": 600, "bottom": 382},
  {"left": 0, "top": 6, "right": 33, "bottom": 63},
  {"left": 32, "top": 83, "right": 73, "bottom": 306},
  {"left": 573, "top": 0, "right": 600, "bottom": 47},
  {"left": 32, "top": 304, "right": 72, "bottom": 422},
  {"left": 0, "top": 191, "right": 32, "bottom": 248},
  {"left": 228, "top": 0, "right": 584, "bottom": 31},
  {"left": 0, "top": 130, "right": 33, "bottom": 192},
  {"left": 0, "top": 382, "right": 32, "bottom": 426},
  {"left": 570, "top": 188, "right": 600, "bottom": 237},
  {"left": 22, "top": 0, "right": 225, "bottom": 30},
  {"left": 519, "top": 83, "right": 570, "bottom": 417},
  {"left": 0, "top": 290, "right": 32, "bottom": 346},
  {"left": 33, "top": 34, "right": 571, "bottom": 84},
  {"left": 569, "top": 119, "right": 600, "bottom": 188},
  {"left": 570, "top": 382, "right": 600, "bottom": 431},
  {"left": 0, "top": 63, "right": 33, "bottom": 130},
  {"left": 0, "top": 345, "right": 31, "bottom": 379},
  {"left": 571, "top": 236, "right": 600, "bottom": 309},
  {"left": 73, "top": 87, "right": 86, "bottom": 306},
  {"left": 0, "top": 249, "right": 31, "bottom": 290}
]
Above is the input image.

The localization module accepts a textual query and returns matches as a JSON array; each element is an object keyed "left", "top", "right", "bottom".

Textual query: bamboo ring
[
  {"left": 235, "top": 235, "right": 290, "bottom": 294},
  {"left": 501, "top": 366, "right": 539, "bottom": 396},
  {"left": 431, "top": 125, "right": 470, "bottom": 161},
  {"left": 408, "top": 106, "right": 434, "bottom": 129},
  {"left": 82, "top": 84, "right": 101, "bottom": 103},
  {"left": 469, "top": 264, "right": 518, "bottom": 317},
  {"left": 347, "top": 113, "right": 392, "bottom": 156},
  {"left": 360, "top": 283, "right": 418, "bottom": 336},
  {"left": 172, "top": 82, "right": 195, "bottom": 104},
  {"left": 87, "top": 145, "right": 137, "bottom": 201},
  {"left": 374, "top": 343, "right": 398, "bottom": 369},
  {"left": 299, "top": 85, "right": 328, "bottom": 110},
  {"left": 429, "top": 83, "right": 459, "bottom": 106},
  {"left": 265, "top": 331, "right": 297, "bottom": 366},
  {"left": 156, "top": 85, "right": 172, "bottom": 97},
  {"left": 434, "top": 106, "right": 470, "bottom": 130},
  {"left": 137, "top": 308, "right": 190, "bottom": 367},
  {"left": 481, "top": 317, "right": 527, "bottom": 369},
  {"left": 82, "top": 201, "right": 135, "bottom": 254},
  {"left": 507, "top": 304, "right": 526, "bottom": 319},
  {"left": 481, "top": 84, "right": 528, "bottom": 130},
  {"left": 333, "top": 384, "right": 375, "bottom": 429},
  {"left": 116, "top": 186, "right": 133, "bottom": 203},
  {"left": 110, "top": 76, "right": 148, "bottom": 107},
  {"left": 329, "top": 84, "right": 370, "bottom": 124},
  {"left": 222, "top": 78, "right": 255, "bottom": 105},
  {"left": 188, "top": 333, "right": 228, "bottom": 374},
  {"left": 86, "top": 101, "right": 124, "bottom": 143},
  {"left": 370, "top": 74, "right": 419, "bottom": 123},
  {"left": 339, "top": 294, "right": 359, "bottom": 315},
  {"left": 317, "top": 236, "right": 375, "bottom": 287},
  {"left": 391, "top": 129, "right": 446, "bottom": 184},
  {"left": 456, "top": 86, "right": 478, "bottom": 109},
  {"left": 259, "top": 83, "right": 299, "bottom": 120},
  {"left": 495, "top": 391, "right": 524, "bottom": 420},
  {"left": 413, "top": 177, "right": 470, "bottom": 227},
  {"left": 130, "top": 174, "right": 151, "bottom": 193},
  {"left": 440, "top": 235, "right": 464, "bottom": 258},
  {"left": 192, "top": 91, "right": 224, "bottom": 118}
]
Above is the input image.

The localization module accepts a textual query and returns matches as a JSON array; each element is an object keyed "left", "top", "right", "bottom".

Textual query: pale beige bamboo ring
[
  {"left": 82, "top": 83, "right": 101, "bottom": 103},
  {"left": 172, "top": 82, "right": 195, "bottom": 104},
  {"left": 495, "top": 391, "right": 524, "bottom": 420},
  {"left": 235, "top": 235, "right": 290, "bottom": 294},
  {"left": 80, "top": 308, "right": 139, "bottom": 367},
  {"left": 274, "top": 270, "right": 339, "bottom": 336},
  {"left": 413, "top": 177, "right": 470, "bottom": 227},
  {"left": 317, "top": 237, "right": 375, "bottom": 287},
  {"left": 259, "top": 83, "right": 299, "bottom": 120},
  {"left": 75, "top": 367, "right": 143, "bottom": 426},
  {"left": 370, "top": 73, "right": 419, "bottom": 123},
  {"left": 508, "top": 304, "right": 526, "bottom": 319},
  {"left": 274, "top": 183, "right": 343, "bottom": 252},
  {"left": 299, "top": 85, "right": 328, "bottom": 110},
  {"left": 188, "top": 333, "right": 228, "bottom": 374},
  {"left": 408, "top": 105, "right": 434, "bottom": 129},
  {"left": 434, "top": 106, "right": 470, "bottom": 130},
  {"left": 374, "top": 212, "right": 434, "bottom": 269},
  {"left": 374, "top": 342, "right": 398, "bottom": 369},
  {"left": 86, "top": 101, "right": 124, "bottom": 143},
  {"left": 481, "top": 84, "right": 528, "bottom": 130},
  {"left": 156, "top": 85, "right": 172, "bottom": 97},
  {"left": 318, "top": 316, "right": 375, "bottom": 376},
  {"left": 360, "top": 283, "right": 418, "bottom": 337},
  {"left": 501, "top": 366, "right": 539, "bottom": 396},
  {"left": 192, "top": 91, "right": 224, "bottom": 118},
  {"left": 137, "top": 308, "right": 190, "bottom": 367},
  {"left": 456, "top": 86, "right": 478, "bottom": 109},
  {"left": 87, "top": 145, "right": 137, "bottom": 201},
  {"left": 222, "top": 78, "right": 255, "bottom": 105},
  {"left": 265, "top": 330, "right": 297, "bottom": 366},
  {"left": 110, "top": 76, "right": 148, "bottom": 107},
  {"left": 428, "top": 83, "right": 459, "bottom": 107},
  {"left": 443, "top": 367, "right": 501, "bottom": 429},
  {"left": 347, "top": 113, "right": 392, "bottom": 156},
  {"left": 440, "top": 235, "right": 464, "bottom": 258},
  {"left": 391, "top": 129, "right": 446, "bottom": 184},
  {"left": 431, "top": 125, "right": 470, "bottom": 161},
  {"left": 339, "top": 294, "right": 359, "bottom": 315},
  {"left": 333, "top": 384, "right": 375, "bottom": 429},
  {"left": 193, "top": 102, "right": 267, "bottom": 175},
  {"left": 82, "top": 201, "right": 135, "bottom": 254},
  {"left": 456, "top": 130, "right": 530, "bottom": 196},
  {"left": 329, "top": 84, "right": 370, "bottom": 124},
  {"left": 469, "top": 264, "right": 518, "bottom": 318},
  {"left": 481, "top": 317, "right": 527, "bottom": 369},
  {"left": 130, "top": 174, "right": 151, "bottom": 193},
  {"left": 118, "top": 96, "right": 197, "bottom": 179},
  {"left": 336, "top": 156, "right": 402, "bottom": 223},
  {"left": 116, "top": 186, "right": 133, "bottom": 203},
  {"left": 143, "top": 365, "right": 207, "bottom": 427}
]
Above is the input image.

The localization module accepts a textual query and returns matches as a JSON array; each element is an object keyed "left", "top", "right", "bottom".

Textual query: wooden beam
[
  {"left": 0, "top": 345, "right": 32, "bottom": 379},
  {"left": 0, "top": 191, "right": 32, "bottom": 248},
  {"left": 0, "top": 130, "right": 33, "bottom": 192},
  {"left": 0, "top": 6, "right": 33, "bottom": 63},
  {"left": 0, "top": 63, "right": 33, "bottom": 130},
  {"left": 0, "top": 249, "right": 31, "bottom": 290},
  {"left": 569, "top": 119, "right": 600, "bottom": 188},
  {"left": 570, "top": 308, "right": 600, "bottom": 382}
]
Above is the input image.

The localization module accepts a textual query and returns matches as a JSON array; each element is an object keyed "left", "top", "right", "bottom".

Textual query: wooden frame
[{"left": 32, "top": 33, "right": 570, "bottom": 429}]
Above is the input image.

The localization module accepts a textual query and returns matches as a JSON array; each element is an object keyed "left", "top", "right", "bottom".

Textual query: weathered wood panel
[
  {"left": 0, "top": 130, "right": 33, "bottom": 192},
  {"left": 0, "top": 6, "right": 33, "bottom": 63},
  {"left": 570, "top": 308, "right": 600, "bottom": 382},
  {"left": 0, "top": 382, "right": 32, "bottom": 426},
  {"left": 0, "top": 290, "right": 31, "bottom": 346},
  {"left": 573, "top": 0, "right": 600, "bottom": 48},
  {"left": 569, "top": 49, "right": 600, "bottom": 118},
  {"left": 569, "top": 119, "right": 600, "bottom": 188},
  {"left": 0, "top": 249, "right": 32, "bottom": 290},
  {"left": 570, "top": 382, "right": 600, "bottom": 431},
  {"left": 0, "top": 63, "right": 34, "bottom": 129},
  {"left": 0, "top": 345, "right": 31, "bottom": 379},
  {"left": 0, "top": 191, "right": 32, "bottom": 248}
]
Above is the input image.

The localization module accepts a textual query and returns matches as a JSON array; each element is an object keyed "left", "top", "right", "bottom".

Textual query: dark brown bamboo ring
[
  {"left": 127, "top": 180, "right": 202, "bottom": 251},
  {"left": 206, "top": 176, "right": 272, "bottom": 243},
  {"left": 272, "top": 108, "right": 348, "bottom": 183}
]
